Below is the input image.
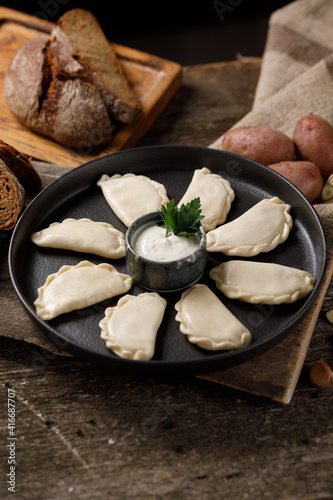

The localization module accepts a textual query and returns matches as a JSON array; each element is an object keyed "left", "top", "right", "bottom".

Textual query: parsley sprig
[{"left": 158, "top": 197, "right": 204, "bottom": 237}]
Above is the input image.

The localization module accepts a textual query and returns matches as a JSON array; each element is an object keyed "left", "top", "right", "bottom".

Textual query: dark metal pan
[{"left": 9, "top": 146, "right": 328, "bottom": 376}]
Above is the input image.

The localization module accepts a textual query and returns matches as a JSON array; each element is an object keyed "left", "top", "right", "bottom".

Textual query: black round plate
[{"left": 9, "top": 146, "right": 328, "bottom": 376}]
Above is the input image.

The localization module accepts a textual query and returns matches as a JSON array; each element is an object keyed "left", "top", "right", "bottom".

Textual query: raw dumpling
[
  {"left": 97, "top": 173, "right": 169, "bottom": 227},
  {"left": 175, "top": 284, "right": 252, "bottom": 350},
  {"left": 34, "top": 260, "right": 132, "bottom": 320},
  {"left": 210, "top": 260, "right": 315, "bottom": 304},
  {"left": 206, "top": 197, "right": 293, "bottom": 256},
  {"left": 31, "top": 218, "right": 125, "bottom": 258},
  {"left": 177, "top": 167, "right": 235, "bottom": 231},
  {"left": 100, "top": 292, "right": 167, "bottom": 361}
]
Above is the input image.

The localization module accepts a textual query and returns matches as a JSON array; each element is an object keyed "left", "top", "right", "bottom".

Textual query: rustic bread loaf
[
  {"left": 54, "top": 9, "right": 140, "bottom": 124},
  {"left": 4, "top": 34, "right": 113, "bottom": 150},
  {"left": 0, "top": 159, "right": 25, "bottom": 231},
  {"left": 0, "top": 140, "right": 41, "bottom": 195},
  {"left": 4, "top": 9, "right": 140, "bottom": 150}
]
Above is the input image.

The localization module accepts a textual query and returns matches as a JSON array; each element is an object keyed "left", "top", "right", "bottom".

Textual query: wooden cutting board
[{"left": 0, "top": 7, "right": 182, "bottom": 167}]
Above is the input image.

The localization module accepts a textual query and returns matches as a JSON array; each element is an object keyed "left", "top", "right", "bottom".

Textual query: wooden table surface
[{"left": 1, "top": 59, "right": 333, "bottom": 500}]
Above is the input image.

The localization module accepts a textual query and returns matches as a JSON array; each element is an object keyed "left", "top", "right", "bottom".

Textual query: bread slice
[
  {"left": 54, "top": 9, "right": 140, "bottom": 124},
  {"left": 0, "top": 159, "right": 25, "bottom": 230},
  {"left": 0, "top": 140, "right": 41, "bottom": 195}
]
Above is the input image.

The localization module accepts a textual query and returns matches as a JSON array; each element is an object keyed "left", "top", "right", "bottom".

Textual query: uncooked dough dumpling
[
  {"left": 177, "top": 167, "right": 235, "bottom": 231},
  {"left": 210, "top": 260, "right": 315, "bottom": 304},
  {"left": 206, "top": 197, "right": 293, "bottom": 256},
  {"left": 100, "top": 292, "right": 167, "bottom": 360},
  {"left": 175, "top": 284, "right": 252, "bottom": 350},
  {"left": 31, "top": 218, "right": 125, "bottom": 258},
  {"left": 97, "top": 173, "right": 169, "bottom": 227},
  {"left": 34, "top": 260, "right": 132, "bottom": 320}
]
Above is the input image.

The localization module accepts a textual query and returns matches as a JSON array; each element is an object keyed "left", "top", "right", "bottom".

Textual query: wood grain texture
[
  {"left": 0, "top": 7, "right": 182, "bottom": 167},
  {"left": 1, "top": 59, "right": 332, "bottom": 404},
  {"left": 1, "top": 58, "right": 333, "bottom": 500}
]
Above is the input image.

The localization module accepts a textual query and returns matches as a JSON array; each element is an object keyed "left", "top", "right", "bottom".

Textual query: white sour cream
[{"left": 133, "top": 222, "right": 200, "bottom": 262}]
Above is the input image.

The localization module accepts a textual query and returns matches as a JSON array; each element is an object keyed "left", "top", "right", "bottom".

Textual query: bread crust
[
  {"left": 0, "top": 159, "right": 25, "bottom": 231},
  {"left": 54, "top": 9, "right": 140, "bottom": 123},
  {"left": 4, "top": 35, "right": 48, "bottom": 127},
  {"left": 0, "top": 140, "right": 41, "bottom": 195}
]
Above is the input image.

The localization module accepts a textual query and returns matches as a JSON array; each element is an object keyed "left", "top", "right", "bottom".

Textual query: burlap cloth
[{"left": 210, "top": 0, "right": 333, "bottom": 148}]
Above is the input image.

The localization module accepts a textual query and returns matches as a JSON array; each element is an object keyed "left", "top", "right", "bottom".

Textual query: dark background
[{"left": 2, "top": 1, "right": 292, "bottom": 64}]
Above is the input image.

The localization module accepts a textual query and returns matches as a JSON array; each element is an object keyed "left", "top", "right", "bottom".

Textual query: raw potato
[
  {"left": 221, "top": 126, "right": 295, "bottom": 166},
  {"left": 267, "top": 161, "right": 323, "bottom": 203},
  {"left": 292, "top": 114, "right": 333, "bottom": 180}
]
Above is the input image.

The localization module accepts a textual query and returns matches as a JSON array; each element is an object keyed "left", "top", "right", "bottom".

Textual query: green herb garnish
[{"left": 158, "top": 197, "right": 204, "bottom": 237}]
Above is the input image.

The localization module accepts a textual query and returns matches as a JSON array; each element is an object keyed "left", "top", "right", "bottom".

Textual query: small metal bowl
[{"left": 126, "top": 211, "right": 207, "bottom": 292}]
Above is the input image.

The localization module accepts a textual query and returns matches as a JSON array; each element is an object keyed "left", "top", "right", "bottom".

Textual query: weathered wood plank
[
  {"left": 1, "top": 58, "right": 333, "bottom": 500},
  {"left": 139, "top": 60, "right": 263, "bottom": 148},
  {"left": 1, "top": 332, "right": 333, "bottom": 500},
  {"left": 2, "top": 62, "right": 332, "bottom": 403}
]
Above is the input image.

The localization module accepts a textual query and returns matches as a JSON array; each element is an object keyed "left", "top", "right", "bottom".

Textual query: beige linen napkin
[{"left": 210, "top": 0, "right": 333, "bottom": 149}]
